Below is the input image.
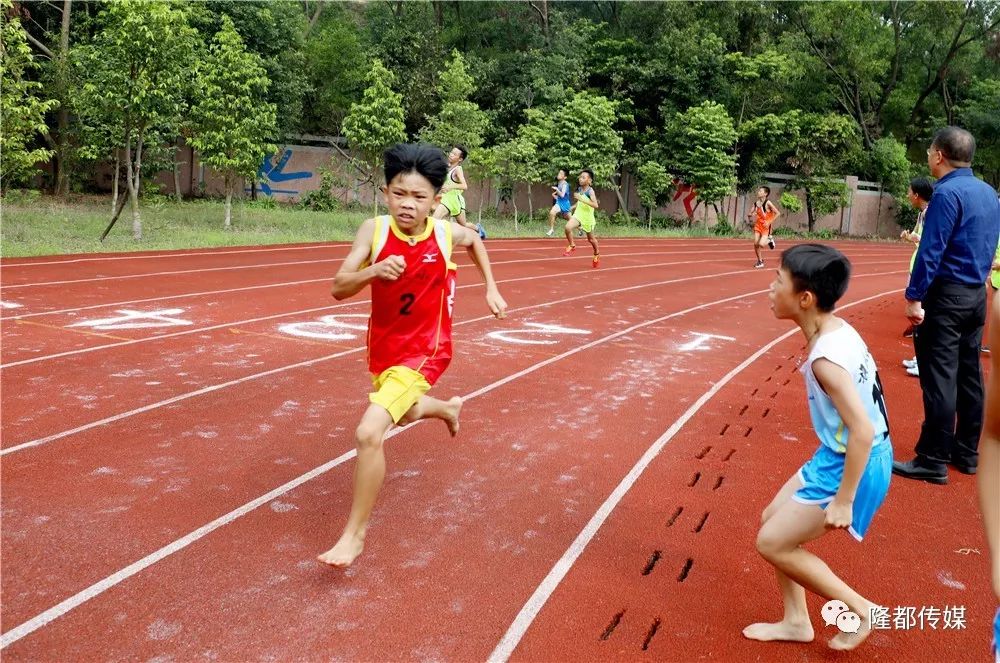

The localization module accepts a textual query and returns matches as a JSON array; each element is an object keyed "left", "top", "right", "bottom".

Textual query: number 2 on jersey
[{"left": 399, "top": 293, "right": 415, "bottom": 315}]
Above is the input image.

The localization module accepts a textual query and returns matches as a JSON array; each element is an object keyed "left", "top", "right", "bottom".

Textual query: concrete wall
[{"left": 99, "top": 141, "right": 904, "bottom": 238}]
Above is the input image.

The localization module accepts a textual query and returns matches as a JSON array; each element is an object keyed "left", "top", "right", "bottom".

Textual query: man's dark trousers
[{"left": 913, "top": 281, "right": 987, "bottom": 470}]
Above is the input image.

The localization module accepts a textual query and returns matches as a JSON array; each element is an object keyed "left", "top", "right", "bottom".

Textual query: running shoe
[
  {"left": 754, "top": 260, "right": 765, "bottom": 269},
  {"left": 767, "top": 235, "right": 775, "bottom": 250},
  {"left": 562, "top": 245, "right": 577, "bottom": 257},
  {"left": 592, "top": 254, "right": 600, "bottom": 268},
  {"left": 902, "top": 357, "right": 917, "bottom": 369}
]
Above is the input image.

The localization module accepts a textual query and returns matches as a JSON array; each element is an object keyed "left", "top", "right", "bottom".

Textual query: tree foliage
[
  {"left": 190, "top": 15, "right": 277, "bottom": 228},
  {"left": 0, "top": 0, "right": 58, "bottom": 190}
]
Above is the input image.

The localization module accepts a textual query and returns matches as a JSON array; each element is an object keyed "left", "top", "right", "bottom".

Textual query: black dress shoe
[
  {"left": 892, "top": 459, "right": 948, "bottom": 485},
  {"left": 950, "top": 461, "right": 977, "bottom": 475}
]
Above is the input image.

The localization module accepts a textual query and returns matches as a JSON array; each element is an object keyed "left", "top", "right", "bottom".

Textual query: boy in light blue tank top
[{"left": 744, "top": 244, "right": 892, "bottom": 653}]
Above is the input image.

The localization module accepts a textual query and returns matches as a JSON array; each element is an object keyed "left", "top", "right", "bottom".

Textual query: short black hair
[
  {"left": 454, "top": 144, "right": 468, "bottom": 161},
  {"left": 931, "top": 126, "right": 975, "bottom": 166},
  {"left": 780, "top": 244, "right": 852, "bottom": 313},
  {"left": 383, "top": 143, "right": 448, "bottom": 191},
  {"left": 759, "top": 185, "right": 771, "bottom": 196},
  {"left": 909, "top": 176, "right": 933, "bottom": 202},
  {"left": 558, "top": 168, "right": 567, "bottom": 177},
  {"left": 581, "top": 168, "right": 594, "bottom": 180}
]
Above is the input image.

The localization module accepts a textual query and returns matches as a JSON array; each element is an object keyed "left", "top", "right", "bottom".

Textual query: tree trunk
[
  {"left": 805, "top": 188, "right": 816, "bottom": 233},
  {"left": 173, "top": 157, "right": 183, "bottom": 203},
  {"left": 224, "top": 180, "right": 233, "bottom": 229},
  {"left": 373, "top": 182, "right": 379, "bottom": 217},
  {"left": 54, "top": 0, "right": 73, "bottom": 196},
  {"left": 527, "top": 182, "right": 533, "bottom": 222},
  {"left": 124, "top": 134, "right": 143, "bottom": 240},
  {"left": 111, "top": 154, "right": 120, "bottom": 215}
]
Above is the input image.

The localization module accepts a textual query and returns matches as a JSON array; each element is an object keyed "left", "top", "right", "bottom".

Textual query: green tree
[
  {"left": 663, "top": 101, "right": 738, "bottom": 222},
  {"left": 954, "top": 78, "right": 1000, "bottom": 187},
  {"left": 869, "top": 136, "right": 911, "bottom": 233},
  {"left": 188, "top": 1, "right": 309, "bottom": 137},
  {"left": 786, "top": 113, "right": 861, "bottom": 231},
  {"left": 485, "top": 135, "right": 540, "bottom": 232},
  {"left": 342, "top": 59, "right": 407, "bottom": 213},
  {"left": 302, "top": 13, "right": 367, "bottom": 135},
  {"left": 420, "top": 50, "right": 489, "bottom": 154},
  {"left": 523, "top": 91, "right": 623, "bottom": 205},
  {"left": 0, "top": 0, "right": 58, "bottom": 191},
  {"left": 190, "top": 16, "right": 277, "bottom": 229},
  {"left": 73, "top": 0, "right": 196, "bottom": 240},
  {"left": 634, "top": 160, "right": 673, "bottom": 226}
]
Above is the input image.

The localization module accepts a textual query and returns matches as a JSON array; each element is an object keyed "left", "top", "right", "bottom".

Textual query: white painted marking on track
[
  {"left": 677, "top": 331, "right": 736, "bottom": 352},
  {"left": 0, "top": 285, "right": 904, "bottom": 650},
  {"left": 68, "top": 309, "right": 192, "bottom": 330},
  {"left": 487, "top": 322, "right": 590, "bottom": 345},
  {"left": 0, "top": 301, "right": 22, "bottom": 309},
  {"left": 278, "top": 314, "right": 368, "bottom": 341},
  {"left": 0, "top": 261, "right": 905, "bottom": 369},
  {"left": 0, "top": 286, "right": 774, "bottom": 649},
  {"left": 486, "top": 289, "right": 903, "bottom": 663},
  {"left": 1, "top": 269, "right": 908, "bottom": 453}
]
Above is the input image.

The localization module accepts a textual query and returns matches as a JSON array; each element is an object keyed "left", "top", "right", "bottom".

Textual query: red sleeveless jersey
[{"left": 366, "top": 216, "right": 457, "bottom": 385}]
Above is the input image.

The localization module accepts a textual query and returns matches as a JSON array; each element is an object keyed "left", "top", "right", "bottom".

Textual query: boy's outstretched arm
[
  {"left": 812, "top": 358, "right": 876, "bottom": 529},
  {"left": 979, "top": 289, "right": 1000, "bottom": 600},
  {"left": 452, "top": 222, "right": 507, "bottom": 318},
  {"left": 331, "top": 218, "right": 405, "bottom": 300}
]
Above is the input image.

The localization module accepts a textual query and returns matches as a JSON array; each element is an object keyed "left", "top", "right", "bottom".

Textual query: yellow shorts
[{"left": 369, "top": 366, "right": 431, "bottom": 423}]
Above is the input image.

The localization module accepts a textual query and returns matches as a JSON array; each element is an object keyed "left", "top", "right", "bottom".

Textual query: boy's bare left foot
[
  {"left": 317, "top": 535, "right": 364, "bottom": 568},
  {"left": 829, "top": 608, "right": 873, "bottom": 651},
  {"left": 444, "top": 397, "right": 463, "bottom": 437},
  {"left": 742, "top": 620, "right": 814, "bottom": 643}
]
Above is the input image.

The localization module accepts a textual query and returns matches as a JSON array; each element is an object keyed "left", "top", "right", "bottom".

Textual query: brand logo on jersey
[
  {"left": 423, "top": 252, "right": 439, "bottom": 263},
  {"left": 446, "top": 278, "right": 456, "bottom": 318}
]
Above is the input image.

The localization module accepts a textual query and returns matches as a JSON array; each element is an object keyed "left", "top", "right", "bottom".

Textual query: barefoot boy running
[
  {"left": 749, "top": 186, "right": 780, "bottom": 268},
  {"left": 318, "top": 143, "right": 507, "bottom": 568},
  {"left": 744, "top": 244, "right": 892, "bottom": 651}
]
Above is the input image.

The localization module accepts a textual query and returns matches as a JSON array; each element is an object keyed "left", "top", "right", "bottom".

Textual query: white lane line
[
  {"left": 0, "top": 238, "right": 794, "bottom": 268},
  {"left": 0, "top": 260, "right": 903, "bottom": 368},
  {"left": 0, "top": 286, "right": 776, "bottom": 650},
  {"left": 1, "top": 268, "right": 905, "bottom": 453},
  {"left": 1, "top": 247, "right": 904, "bottom": 290},
  {"left": 0, "top": 249, "right": 733, "bottom": 315},
  {"left": 0, "top": 258, "right": 733, "bottom": 368},
  {"left": 486, "top": 288, "right": 903, "bottom": 663},
  {"left": 0, "top": 266, "right": 760, "bottom": 454}
]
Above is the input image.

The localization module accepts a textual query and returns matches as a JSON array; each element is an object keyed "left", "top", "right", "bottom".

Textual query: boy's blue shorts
[
  {"left": 558, "top": 199, "right": 571, "bottom": 214},
  {"left": 793, "top": 441, "right": 892, "bottom": 541},
  {"left": 993, "top": 608, "right": 999, "bottom": 663}
]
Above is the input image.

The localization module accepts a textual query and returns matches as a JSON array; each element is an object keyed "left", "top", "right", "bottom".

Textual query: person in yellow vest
[
  {"left": 561, "top": 169, "right": 601, "bottom": 268},
  {"left": 900, "top": 177, "right": 934, "bottom": 376},
  {"left": 433, "top": 145, "right": 486, "bottom": 239}
]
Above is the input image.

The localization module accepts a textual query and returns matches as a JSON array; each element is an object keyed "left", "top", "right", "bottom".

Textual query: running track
[{"left": 0, "top": 238, "right": 992, "bottom": 661}]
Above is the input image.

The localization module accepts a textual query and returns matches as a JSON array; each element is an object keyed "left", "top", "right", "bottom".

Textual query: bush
[
  {"left": 779, "top": 191, "right": 803, "bottom": 213},
  {"left": 711, "top": 219, "right": 735, "bottom": 236},
  {"left": 244, "top": 196, "right": 277, "bottom": 210},
  {"left": 813, "top": 227, "right": 836, "bottom": 240},
  {"left": 2, "top": 188, "right": 41, "bottom": 205},
  {"left": 298, "top": 168, "right": 343, "bottom": 212},
  {"left": 772, "top": 225, "right": 800, "bottom": 238}
]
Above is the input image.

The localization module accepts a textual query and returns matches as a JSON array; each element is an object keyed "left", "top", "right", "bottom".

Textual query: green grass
[{"left": 0, "top": 194, "right": 882, "bottom": 258}]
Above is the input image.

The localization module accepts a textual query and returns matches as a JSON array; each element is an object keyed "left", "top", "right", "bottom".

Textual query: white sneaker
[
  {"left": 545, "top": 228, "right": 554, "bottom": 237},
  {"left": 906, "top": 366, "right": 919, "bottom": 377},
  {"left": 902, "top": 357, "right": 917, "bottom": 369},
  {"left": 754, "top": 261, "right": 765, "bottom": 269},
  {"left": 767, "top": 236, "right": 775, "bottom": 250}
]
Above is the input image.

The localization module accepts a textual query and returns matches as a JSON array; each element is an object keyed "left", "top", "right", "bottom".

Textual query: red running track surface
[{"left": 0, "top": 238, "right": 990, "bottom": 661}]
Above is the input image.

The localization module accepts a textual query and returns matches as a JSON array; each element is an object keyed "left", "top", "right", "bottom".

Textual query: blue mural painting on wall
[{"left": 251, "top": 148, "right": 312, "bottom": 196}]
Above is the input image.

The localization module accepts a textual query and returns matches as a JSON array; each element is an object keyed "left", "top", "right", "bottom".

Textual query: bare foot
[
  {"left": 829, "top": 608, "right": 873, "bottom": 651},
  {"left": 742, "top": 620, "right": 814, "bottom": 643},
  {"left": 443, "top": 397, "right": 463, "bottom": 437},
  {"left": 317, "top": 535, "right": 364, "bottom": 568}
]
